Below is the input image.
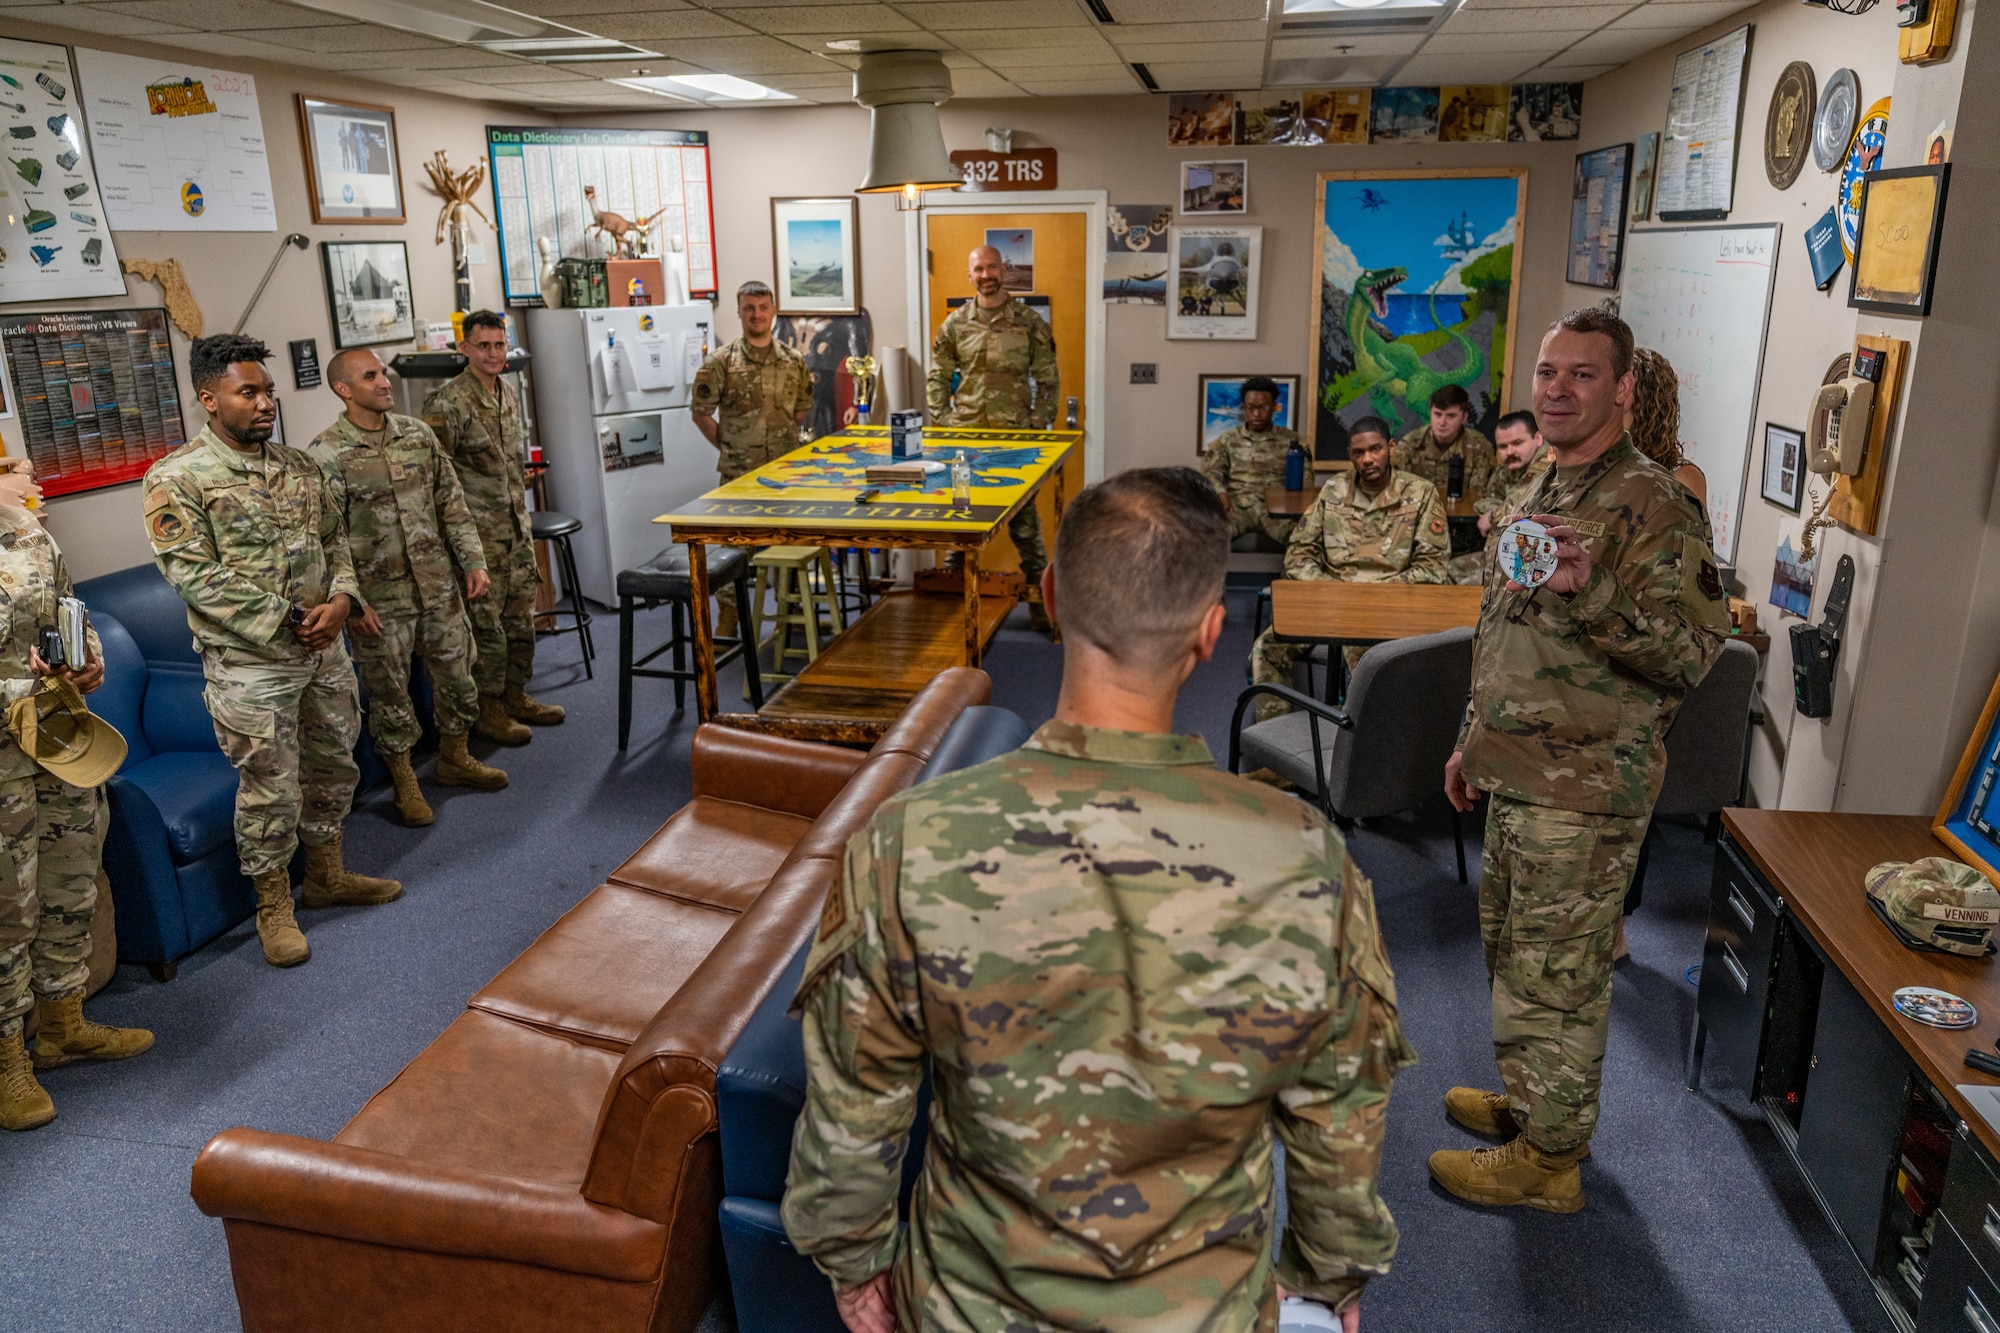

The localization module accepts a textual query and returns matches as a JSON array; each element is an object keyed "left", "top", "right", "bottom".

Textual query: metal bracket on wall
[{"left": 232, "top": 233, "right": 309, "bottom": 334}]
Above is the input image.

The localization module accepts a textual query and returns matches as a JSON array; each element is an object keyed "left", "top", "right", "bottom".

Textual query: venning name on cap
[{"left": 1923, "top": 904, "right": 2000, "bottom": 925}]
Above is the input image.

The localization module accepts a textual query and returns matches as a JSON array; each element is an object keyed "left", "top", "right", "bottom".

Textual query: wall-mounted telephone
[{"left": 1807, "top": 376, "right": 1875, "bottom": 476}]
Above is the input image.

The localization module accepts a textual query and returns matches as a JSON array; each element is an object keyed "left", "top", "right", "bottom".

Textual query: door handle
[
  {"left": 1721, "top": 942, "right": 1750, "bottom": 995},
  {"left": 1728, "top": 885, "right": 1756, "bottom": 932}
]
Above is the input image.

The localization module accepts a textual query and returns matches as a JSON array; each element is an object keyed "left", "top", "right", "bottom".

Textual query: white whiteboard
[{"left": 1618, "top": 222, "right": 1780, "bottom": 561}]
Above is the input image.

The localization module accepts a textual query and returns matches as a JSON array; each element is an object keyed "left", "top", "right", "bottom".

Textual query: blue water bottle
[{"left": 1284, "top": 440, "right": 1308, "bottom": 492}]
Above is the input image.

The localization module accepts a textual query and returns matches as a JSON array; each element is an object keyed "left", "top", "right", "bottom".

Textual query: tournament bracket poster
[
  {"left": 0, "top": 308, "right": 188, "bottom": 497},
  {"left": 486, "top": 125, "right": 718, "bottom": 306}
]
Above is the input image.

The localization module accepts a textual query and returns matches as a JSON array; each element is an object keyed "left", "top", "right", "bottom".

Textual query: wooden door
[{"left": 923, "top": 209, "right": 1088, "bottom": 576}]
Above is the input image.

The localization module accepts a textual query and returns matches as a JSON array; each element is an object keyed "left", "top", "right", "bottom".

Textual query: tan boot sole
[
  {"left": 262, "top": 941, "right": 310, "bottom": 967},
  {"left": 394, "top": 801, "right": 436, "bottom": 827},
  {"left": 476, "top": 721, "right": 532, "bottom": 746},
  {"left": 33, "top": 1030, "right": 155, "bottom": 1068},
  {"left": 507, "top": 706, "right": 565, "bottom": 726},
  {"left": 1442, "top": 1093, "right": 1589, "bottom": 1159},
  {"left": 1, "top": 1099, "right": 55, "bottom": 1131},
  {"left": 1429, "top": 1154, "right": 1586, "bottom": 1213},
  {"left": 301, "top": 882, "right": 401, "bottom": 909},
  {"left": 436, "top": 762, "right": 508, "bottom": 791}
]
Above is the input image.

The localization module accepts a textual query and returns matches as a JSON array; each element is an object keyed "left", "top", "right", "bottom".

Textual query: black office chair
[
  {"left": 616, "top": 545, "right": 763, "bottom": 749},
  {"left": 530, "top": 509, "right": 593, "bottom": 677}
]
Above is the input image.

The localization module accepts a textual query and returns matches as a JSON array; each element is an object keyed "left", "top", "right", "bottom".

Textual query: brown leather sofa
[{"left": 190, "top": 668, "right": 991, "bottom": 1333}]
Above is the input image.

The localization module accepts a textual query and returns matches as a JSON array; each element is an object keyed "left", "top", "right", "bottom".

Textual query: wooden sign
[{"left": 949, "top": 148, "right": 1058, "bottom": 192}]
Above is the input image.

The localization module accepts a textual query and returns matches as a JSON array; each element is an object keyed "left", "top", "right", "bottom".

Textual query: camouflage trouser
[
  {"left": 470, "top": 536, "right": 538, "bottom": 697},
  {"left": 202, "top": 645, "right": 362, "bottom": 879},
  {"left": 1248, "top": 628, "right": 1361, "bottom": 722},
  {"left": 0, "top": 771, "right": 105, "bottom": 1038},
  {"left": 1479, "top": 794, "right": 1642, "bottom": 1154},
  {"left": 1231, "top": 502, "right": 1294, "bottom": 549},
  {"left": 351, "top": 605, "right": 479, "bottom": 752}
]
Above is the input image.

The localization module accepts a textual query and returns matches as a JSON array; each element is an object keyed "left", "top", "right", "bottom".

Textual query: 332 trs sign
[{"left": 948, "top": 148, "right": 1058, "bottom": 192}]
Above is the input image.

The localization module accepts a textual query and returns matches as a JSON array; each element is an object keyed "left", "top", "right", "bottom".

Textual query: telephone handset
[{"left": 1806, "top": 377, "right": 1875, "bottom": 476}]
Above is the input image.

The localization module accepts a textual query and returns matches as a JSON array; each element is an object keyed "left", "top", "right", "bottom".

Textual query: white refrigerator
[{"left": 524, "top": 303, "right": 717, "bottom": 606}]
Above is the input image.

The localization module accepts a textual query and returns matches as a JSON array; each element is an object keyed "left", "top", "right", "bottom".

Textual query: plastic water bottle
[
  {"left": 951, "top": 451, "right": 971, "bottom": 512},
  {"left": 1284, "top": 440, "right": 1308, "bottom": 492}
]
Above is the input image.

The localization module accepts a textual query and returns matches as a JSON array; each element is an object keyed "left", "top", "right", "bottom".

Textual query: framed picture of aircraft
[
  {"left": 1305, "top": 168, "right": 1527, "bottom": 459},
  {"left": 1167, "top": 224, "right": 1261, "bottom": 341},
  {"left": 770, "top": 196, "right": 860, "bottom": 315}
]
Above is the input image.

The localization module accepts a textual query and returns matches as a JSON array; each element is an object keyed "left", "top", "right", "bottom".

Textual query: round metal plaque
[
  {"left": 1765, "top": 61, "right": 1815, "bottom": 189},
  {"left": 1812, "top": 67, "right": 1859, "bottom": 172}
]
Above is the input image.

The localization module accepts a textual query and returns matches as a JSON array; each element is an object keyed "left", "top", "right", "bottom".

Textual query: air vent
[
  {"left": 1082, "top": 0, "right": 1117, "bottom": 22},
  {"left": 1131, "top": 61, "right": 1159, "bottom": 91}
]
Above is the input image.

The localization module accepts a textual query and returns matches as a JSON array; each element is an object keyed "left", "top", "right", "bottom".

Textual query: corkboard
[{"left": 1828, "top": 333, "right": 1907, "bottom": 537}]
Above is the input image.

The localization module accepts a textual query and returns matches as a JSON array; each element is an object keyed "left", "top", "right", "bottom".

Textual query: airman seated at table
[
  {"left": 1249, "top": 416, "right": 1449, "bottom": 720},
  {"left": 1201, "top": 375, "right": 1300, "bottom": 547},
  {"left": 1394, "top": 383, "right": 1494, "bottom": 500}
]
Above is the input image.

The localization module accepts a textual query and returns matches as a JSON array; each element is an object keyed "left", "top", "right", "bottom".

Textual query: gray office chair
[
  {"left": 1626, "top": 638, "right": 1761, "bottom": 905},
  {"left": 1228, "top": 626, "right": 1476, "bottom": 881}
]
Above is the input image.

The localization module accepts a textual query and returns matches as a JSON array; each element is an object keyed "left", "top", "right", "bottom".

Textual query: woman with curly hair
[{"left": 1628, "top": 347, "right": 1708, "bottom": 509}]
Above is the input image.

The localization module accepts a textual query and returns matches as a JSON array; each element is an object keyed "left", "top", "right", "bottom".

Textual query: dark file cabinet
[
  {"left": 1694, "top": 838, "right": 1785, "bottom": 1096},
  {"left": 1916, "top": 1217, "right": 2000, "bottom": 1333}
]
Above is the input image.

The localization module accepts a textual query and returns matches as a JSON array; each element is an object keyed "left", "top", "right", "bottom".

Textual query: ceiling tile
[
  {"left": 724, "top": 4, "right": 916, "bottom": 33},
  {"left": 344, "top": 46, "right": 544, "bottom": 69},
  {"left": 1423, "top": 31, "right": 1578, "bottom": 54},
  {"left": 1271, "top": 32, "right": 1423, "bottom": 57},
  {"left": 919, "top": 26, "right": 1109, "bottom": 47},
  {"left": 774, "top": 30, "right": 950, "bottom": 53},
  {"left": 548, "top": 9, "right": 751, "bottom": 38},
  {"left": 503, "top": 0, "right": 693, "bottom": 13},
  {"left": 1460, "top": 0, "right": 1623, "bottom": 8},
  {"left": 1103, "top": 39, "right": 1266, "bottom": 62},
  {"left": 639, "top": 34, "right": 845, "bottom": 72},
  {"left": 1105, "top": 0, "right": 1265, "bottom": 20},
  {"left": 472, "top": 63, "right": 597, "bottom": 82},
  {"left": 1105, "top": 19, "right": 1267, "bottom": 41},
  {"left": 1395, "top": 54, "right": 1540, "bottom": 84},
  {"left": 898, "top": 0, "right": 1095, "bottom": 29},
  {"left": 1607, "top": 1, "right": 1749, "bottom": 27},
  {"left": 3, "top": 4, "right": 195, "bottom": 34},
  {"left": 1561, "top": 28, "right": 1672, "bottom": 60},
  {"left": 947, "top": 69, "right": 1024, "bottom": 94},
  {"left": 1014, "top": 76, "right": 1142, "bottom": 95},
  {"left": 1441, "top": 4, "right": 1629, "bottom": 32},
  {"left": 87, "top": 0, "right": 351, "bottom": 28},
  {"left": 254, "top": 24, "right": 452, "bottom": 54},
  {"left": 1520, "top": 62, "right": 1615, "bottom": 79}
]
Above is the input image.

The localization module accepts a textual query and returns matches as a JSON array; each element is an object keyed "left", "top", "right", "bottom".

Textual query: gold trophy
[{"left": 844, "top": 354, "right": 879, "bottom": 425}]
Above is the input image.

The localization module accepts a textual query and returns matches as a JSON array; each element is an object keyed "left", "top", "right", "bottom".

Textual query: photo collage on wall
[{"left": 1169, "top": 84, "right": 1582, "bottom": 146}]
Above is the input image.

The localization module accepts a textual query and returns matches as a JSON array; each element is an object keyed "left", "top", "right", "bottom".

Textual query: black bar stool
[
  {"left": 530, "top": 510, "right": 594, "bottom": 678},
  {"left": 617, "top": 544, "right": 764, "bottom": 749}
]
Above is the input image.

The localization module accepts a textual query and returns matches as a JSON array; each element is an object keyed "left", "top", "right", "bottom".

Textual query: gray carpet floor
[{"left": 0, "top": 590, "right": 1887, "bottom": 1332}]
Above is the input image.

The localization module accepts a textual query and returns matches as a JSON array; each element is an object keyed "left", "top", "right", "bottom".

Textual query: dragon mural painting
[{"left": 1308, "top": 171, "right": 1526, "bottom": 458}]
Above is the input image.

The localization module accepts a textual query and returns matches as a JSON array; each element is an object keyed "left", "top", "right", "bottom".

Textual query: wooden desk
[
  {"left": 1263, "top": 483, "right": 1481, "bottom": 522},
  {"left": 1698, "top": 810, "right": 2000, "bottom": 1332},
  {"left": 1269, "top": 581, "right": 1483, "bottom": 643},
  {"left": 660, "top": 425, "right": 1078, "bottom": 734}
]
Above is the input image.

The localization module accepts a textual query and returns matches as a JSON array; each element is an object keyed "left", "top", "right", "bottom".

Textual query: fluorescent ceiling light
[
  {"left": 663, "top": 73, "right": 795, "bottom": 101},
  {"left": 279, "top": 0, "right": 544, "bottom": 42},
  {"left": 1281, "top": 0, "right": 1440, "bottom": 12}
]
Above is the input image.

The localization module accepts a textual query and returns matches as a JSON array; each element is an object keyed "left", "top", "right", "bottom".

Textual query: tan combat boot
[
  {"left": 505, "top": 683, "right": 565, "bottom": 726},
  {"left": 435, "top": 731, "right": 508, "bottom": 790},
  {"left": 1428, "top": 1134, "right": 1586, "bottom": 1213},
  {"left": 31, "top": 991, "right": 154, "bottom": 1068},
  {"left": 301, "top": 833, "right": 402, "bottom": 909},
  {"left": 716, "top": 602, "right": 739, "bottom": 640},
  {"left": 252, "top": 868, "right": 310, "bottom": 967},
  {"left": 384, "top": 749, "right": 434, "bottom": 826},
  {"left": 476, "top": 694, "right": 531, "bottom": 746},
  {"left": 1, "top": 1027, "right": 54, "bottom": 1130},
  {"left": 1445, "top": 1087, "right": 1519, "bottom": 1138}
]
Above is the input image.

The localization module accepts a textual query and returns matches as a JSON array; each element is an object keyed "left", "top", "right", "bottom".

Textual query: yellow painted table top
[{"left": 659, "top": 424, "right": 1078, "bottom": 539}]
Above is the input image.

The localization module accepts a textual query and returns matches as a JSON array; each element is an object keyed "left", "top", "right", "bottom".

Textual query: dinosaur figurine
[
  {"left": 422, "top": 149, "right": 490, "bottom": 246},
  {"left": 1321, "top": 263, "right": 1488, "bottom": 432},
  {"left": 121, "top": 257, "right": 202, "bottom": 338},
  {"left": 582, "top": 185, "right": 667, "bottom": 258}
]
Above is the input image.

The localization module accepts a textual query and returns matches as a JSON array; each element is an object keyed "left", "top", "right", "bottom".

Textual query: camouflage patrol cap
[{"left": 1866, "top": 858, "right": 2000, "bottom": 957}]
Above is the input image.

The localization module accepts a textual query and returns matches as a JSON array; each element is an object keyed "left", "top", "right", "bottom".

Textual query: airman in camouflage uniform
[
  {"left": 0, "top": 471, "right": 152, "bottom": 1132},
  {"left": 1202, "top": 422, "right": 1300, "bottom": 547},
  {"left": 785, "top": 468, "right": 1412, "bottom": 1331},
  {"left": 1249, "top": 466, "right": 1450, "bottom": 719},
  {"left": 1450, "top": 442, "right": 1548, "bottom": 585},
  {"left": 147, "top": 334, "right": 400, "bottom": 970},
  {"left": 315, "top": 351, "right": 505, "bottom": 826},
  {"left": 929, "top": 246, "right": 1061, "bottom": 627},
  {"left": 1435, "top": 312, "right": 1728, "bottom": 1213},
  {"left": 1393, "top": 388, "right": 1495, "bottom": 500},
  {"left": 425, "top": 311, "right": 561, "bottom": 745}
]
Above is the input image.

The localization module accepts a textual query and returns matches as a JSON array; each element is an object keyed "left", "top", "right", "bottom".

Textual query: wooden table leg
[
  {"left": 687, "top": 540, "right": 717, "bottom": 722},
  {"left": 963, "top": 546, "right": 982, "bottom": 668}
]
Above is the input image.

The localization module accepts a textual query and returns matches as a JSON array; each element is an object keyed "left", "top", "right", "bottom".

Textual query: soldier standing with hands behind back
[
  {"left": 425, "top": 311, "right": 564, "bottom": 747},
  {"left": 691, "top": 280, "right": 814, "bottom": 640},
  {"left": 928, "top": 244, "right": 1060, "bottom": 633},
  {"left": 314, "top": 348, "right": 505, "bottom": 827},
  {"left": 144, "top": 335, "right": 400, "bottom": 970},
  {"left": 1435, "top": 310, "right": 1727, "bottom": 1212}
]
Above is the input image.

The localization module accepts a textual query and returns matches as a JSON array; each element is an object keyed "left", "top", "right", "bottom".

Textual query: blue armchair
[
  {"left": 79, "top": 564, "right": 423, "bottom": 979},
  {"left": 715, "top": 705, "right": 1032, "bottom": 1332}
]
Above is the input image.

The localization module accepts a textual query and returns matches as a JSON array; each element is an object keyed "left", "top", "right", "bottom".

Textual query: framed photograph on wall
[
  {"left": 1760, "top": 421, "right": 1805, "bottom": 512},
  {"left": 321, "top": 240, "right": 414, "bottom": 349},
  {"left": 1180, "top": 160, "right": 1247, "bottom": 214},
  {"left": 770, "top": 196, "right": 860, "bottom": 315},
  {"left": 1568, "top": 144, "right": 1631, "bottom": 288},
  {"left": 1197, "top": 374, "right": 1300, "bottom": 453},
  {"left": 1934, "top": 663, "right": 2000, "bottom": 888},
  {"left": 298, "top": 95, "right": 404, "bottom": 224},
  {"left": 1631, "top": 132, "right": 1660, "bottom": 221},
  {"left": 1168, "top": 225, "right": 1261, "bottom": 340},
  {"left": 1849, "top": 163, "right": 1949, "bottom": 317}
]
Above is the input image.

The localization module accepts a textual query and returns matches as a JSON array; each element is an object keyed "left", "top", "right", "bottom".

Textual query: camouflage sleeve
[
  {"left": 1395, "top": 486, "right": 1451, "bottom": 585},
  {"left": 1465, "top": 435, "right": 1496, "bottom": 500},
  {"left": 427, "top": 395, "right": 466, "bottom": 463},
  {"left": 1275, "top": 849, "right": 1414, "bottom": 1311},
  {"left": 926, "top": 321, "right": 958, "bottom": 421},
  {"left": 782, "top": 806, "right": 927, "bottom": 1290},
  {"left": 1283, "top": 493, "right": 1335, "bottom": 581},
  {"left": 433, "top": 451, "right": 487, "bottom": 573},
  {"left": 691, "top": 353, "right": 725, "bottom": 419},
  {"left": 1199, "top": 436, "right": 1231, "bottom": 496},
  {"left": 1556, "top": 500, "right": 1729, "bottom": 689},
  {"left": 319, "top": 471, "right": 361, "bottom": 605},
  {"left": 1390, "top": 431, "right": 1417, "bottom": 473},
  {"left": 145, "top": 471, "right": 292, "bottom": 646},
  {"left": 793, "top": 361, "right": 816, "bottom": 419},
  {"left": 1028, "top": 316, "right": 1059, "bottom": 430}
]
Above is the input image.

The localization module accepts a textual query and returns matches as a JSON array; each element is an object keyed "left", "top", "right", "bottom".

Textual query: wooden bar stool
[{"left": 749, "top": 545, "right": 845, "bottom": 687}]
